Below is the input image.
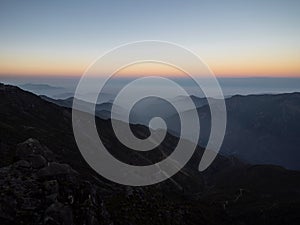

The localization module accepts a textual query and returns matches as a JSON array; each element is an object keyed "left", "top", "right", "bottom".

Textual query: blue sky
[{"left": 0, "top": 0, "right": 300, "bottom": 76}]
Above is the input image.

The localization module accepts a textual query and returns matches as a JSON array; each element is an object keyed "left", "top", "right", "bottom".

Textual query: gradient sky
[{"left": 0, "top": 0, "right": 299, "bottom": 77}]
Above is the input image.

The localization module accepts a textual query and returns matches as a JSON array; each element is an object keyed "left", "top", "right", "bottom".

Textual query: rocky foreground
[{"left": 0, "top": 137, "right": 237, "bottom": 225}]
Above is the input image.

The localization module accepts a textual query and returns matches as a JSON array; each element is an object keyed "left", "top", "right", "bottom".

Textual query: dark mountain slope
[
  {"left": 1, "top": 83, "right": 300, "bottom": 225},
  {"left": 0, "top": 84, "right": 76, "bottom": 166}
]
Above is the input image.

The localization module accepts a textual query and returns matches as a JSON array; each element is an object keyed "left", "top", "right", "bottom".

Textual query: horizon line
[{"left": 1, "top": 73, "right": 300, "bottom": 79}]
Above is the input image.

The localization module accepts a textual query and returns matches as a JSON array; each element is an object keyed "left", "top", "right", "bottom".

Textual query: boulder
[
  {"left": 16, "top": 138, "right": 44, "bottom": 158},
  {"left": 37, "top": 162, "right": 78, "bottom": 178},
  {"left": 14, "top": 160, "right": 31, "bottom": 168},
  {"left": 28, "top": 154, "right": 47, "bottom": 169},
  {"left": 16, "top": 138, "right": 55, "bottom": 162}
]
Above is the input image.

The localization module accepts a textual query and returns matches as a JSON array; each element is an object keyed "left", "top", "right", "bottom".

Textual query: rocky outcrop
[
  {"left": 37, "top": 162, "right": 78, "bottom": 178},
  {"left": 0, "top": 138, "right": 113, "bottom": 225},
  {"left": 16, "top": 138, "right": 55, "bottom": 163}
]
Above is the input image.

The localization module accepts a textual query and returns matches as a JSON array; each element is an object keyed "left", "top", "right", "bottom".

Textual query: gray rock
[
  {"left": 14, "top": 160, "right": 31, "bottom": 168},
  {"left": 28, "top": 154, "right": 47, "bottom": 169},
  {"left": 16, "top": 138, "right": 44, "bottom": 158},
  {"left": 44, "top": 180, "right": 59, "bottom": 194},
  {"left": 37, "top": 162, "right": 78, "bottom": 178},
  {"left": 20, "top": 197, "right": 41, "bottom": 210},
  {"left": 43, "top": 149, "right": 55, "bottom": 162},
  {"left": 46, "top": 193, "right": 58, "bottom": 204},
  {"left": 44, "top": 202, "right": 74, "bottom": 225},
  {"left": 16, "top": 138, "right": 55, "bottom": 162}
]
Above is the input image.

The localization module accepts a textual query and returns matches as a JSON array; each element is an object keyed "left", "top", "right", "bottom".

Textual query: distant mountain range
[
  {"left": 40, "top": 90, "right": 300, "bottom": 170},
  {"left": 40, "top": 95, "right": 125, "bottom": 120},
  {"left": 166, "top": 93, "right": 300, "bottom": 170},
  {"left": 20, "top": 83, "right": 65, "bottom": 91},
  {"left": 1, "top": 83, "right": 300, "bottom": 225},
  {"left": 18, "top": 83, "right": 71, "bottom": 100}
]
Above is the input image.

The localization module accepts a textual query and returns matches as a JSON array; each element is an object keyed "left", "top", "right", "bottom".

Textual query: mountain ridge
[{"left": 1, "top": 82, "right": 300, "bottom": 225}]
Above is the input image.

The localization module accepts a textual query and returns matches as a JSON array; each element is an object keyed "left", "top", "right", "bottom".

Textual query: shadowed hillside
[{"left": 1, "top": 83, "right": 300, "bottom": 225}]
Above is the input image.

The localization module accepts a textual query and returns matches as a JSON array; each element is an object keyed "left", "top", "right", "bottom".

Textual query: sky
[{"left": 0, "top": 0, "right": 300, "bottom": 77}]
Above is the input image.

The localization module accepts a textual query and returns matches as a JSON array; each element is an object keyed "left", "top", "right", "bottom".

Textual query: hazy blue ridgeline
[{"left": 1, "top": 77, "right": 300, "bottom": 98}]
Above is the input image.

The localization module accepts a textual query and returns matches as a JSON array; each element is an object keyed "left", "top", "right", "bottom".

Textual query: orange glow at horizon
[
  {"left": 206, "top": 55, "right": 300, "bottom": 77},
  {"left": 0, "top": 53, "right": 87, "bottom": 77},
  {"left": 114, "top": 62, "right": 188, "bottom": 77},
  {"left": 0, "top": 53, "right": 299, "bottom": 78}
]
